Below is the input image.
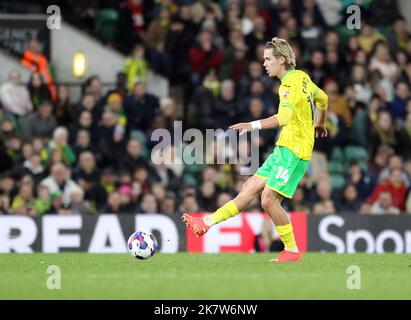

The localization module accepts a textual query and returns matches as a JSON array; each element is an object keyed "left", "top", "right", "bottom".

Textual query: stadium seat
[
  {"left": 348, "top": 109, "right": 368, "bottom": 147},
  {"left": 328, "top": 160, "right": 345, "bottom": 175},
  {"left": 343, "top": 145, "right": 369, "bottom": 164},
  {"left": 330, "top": 174, "right": 346, "bottom": 191},
  {"left": 94, "top": 9, "right": 118, "bottom": 42},
  {"left": 330, "top": 147, "right": 344, "bottom": 162}
]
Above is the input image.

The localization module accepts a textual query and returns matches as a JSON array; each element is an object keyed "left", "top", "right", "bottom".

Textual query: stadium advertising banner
[
  {"left": 186, "top": 212, "right": 307, "bottom": 253},
  {"left": 308, "top": 215, "right": 411, "bottom": 253},
  {"left": 1, "top": 214, "right": 411, "bottom": 253},
  {"left": 0, "top": 214, "right": 186, "bottom": 253},
  {"left": 0, "top": 15, "right": 50, "bottom": 58}
]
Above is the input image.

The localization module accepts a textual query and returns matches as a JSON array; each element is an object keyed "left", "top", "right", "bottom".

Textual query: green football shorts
[{"left": 255, "top": 146, "right": 309, "bottom": 198}]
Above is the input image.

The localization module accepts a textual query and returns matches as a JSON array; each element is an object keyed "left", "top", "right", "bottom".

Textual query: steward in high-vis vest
[{"left": 21, "top": 39, "right": 57, "bottom": 101}]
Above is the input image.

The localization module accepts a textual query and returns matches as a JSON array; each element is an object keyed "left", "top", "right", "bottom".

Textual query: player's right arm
[
  {"left": 311, "top": 82, "right": 328, "bottom": 138},
  {"left": 230, "top": 83, "right": 295, "bottom": 135}
]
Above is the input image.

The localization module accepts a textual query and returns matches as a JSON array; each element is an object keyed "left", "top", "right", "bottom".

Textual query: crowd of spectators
[{"left": 1, "top": 0, "right": 411, "bottom": 218}]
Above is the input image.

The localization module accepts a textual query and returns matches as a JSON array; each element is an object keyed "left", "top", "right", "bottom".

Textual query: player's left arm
[{"left": 312, "top": 82, "right": 329, "bottom": 138}]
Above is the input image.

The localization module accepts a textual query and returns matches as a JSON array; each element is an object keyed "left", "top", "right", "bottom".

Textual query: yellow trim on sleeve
[{"left": 279, "top": 102, "right": 295, "bottom": 109}]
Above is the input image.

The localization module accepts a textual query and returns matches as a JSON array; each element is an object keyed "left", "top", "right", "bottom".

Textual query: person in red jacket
[
  {"left": 369, "top": 168, "right": 407, "bottom": 212},
  {"left": 188, "top": 29, "right": 222, "bottom": 85}
]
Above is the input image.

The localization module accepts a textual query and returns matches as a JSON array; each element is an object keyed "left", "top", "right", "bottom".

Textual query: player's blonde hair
[{"left": 265, "top": 37, "right": 296, "bottom": 70}]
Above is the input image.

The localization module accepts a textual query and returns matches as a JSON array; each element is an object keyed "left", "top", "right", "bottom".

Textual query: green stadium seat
[
  {"left": 94, "top": 9, "right": 119, "bottom": 42},
  {"left": 328, "top": 160, "right": 345, "bottom": 175},
  {"left": 330, "top": 174, "right": 346, "bottom": 191},
  {"left": 330, "top": 147, "right": 344, "bottom": 162},
  {"left": 343, "top": 145, "right": 369, "bottom": 164}
]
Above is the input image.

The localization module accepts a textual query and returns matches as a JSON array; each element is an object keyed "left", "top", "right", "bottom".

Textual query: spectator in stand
[
  {"left": 0, "top": 71, "right": 33, "bottom": 117},
  {"left": 21, "top": 100, "right": 57, "bottom": 141},
  {"left": 145, "top": 6, "right": 171, "bottom": 78},
  {"left": 368, "top": 145, "right": 395, "bottom": 178},
  {"left": 406, "top": 190, "right": 411, "bottom": 214},
  {"left": 0, "top": 191, "right": 11, "bottom": 215},
  {"left": 27, "top": 72, "right": 52, "bottom": 111},
  {"left": 75, "top": 93, "right": 98, "bottom": 123},
  {"left": 389, "top": 81, "right": 410, "bottom": 121},
  {"left": 10, "top": 175, "right": 36, "bottom": 216},
  {"left": 103, "top": 191, "right": 122, "bottom": 214},
  {"left": 124, "top": 43, "right": 149, "bottom": 92},
  {"left": 370, "top": 190, "right": 401, "bottom": 215},
  {"left": 21, "top": 38, "right": 56, "bottom": 100},
  {"left": 54, "top": 84, "right": 74, "bottom": 127},
  {"left": 212, "top": 79, "right": 240, "bottom": 129},
  {"left": 299, "top": 12, "right": 323, "bottom": 53},
  {"left": 42, "top": 126, "right": 76, "bottom": 167},
  {"left": 335, "top": 183, "right": 362, "bottom": 213},
  {"left": 124, "top": 81, "right": 159, "bottom": 132},
  {"left": 165, "top": 4, "right": 198, "bottom": 84},
  {"left": 118, "top": 137, "right": 147, "bottom": 172},
  {"left": 324, "top": 79, "right": 352, "bottom": 126},
  {"left": 13, "top": 152, "right": 45, "bottom": 185},
  {"left": 105, "top": 93, "right": 127, "bottom": 130},
  {"left": 161, "top": 193, "right": 176, "bottom": 216},
  {"left": 369, "top": 42, "right": 399, "bottom": 83},
  {"left": 288, "top": 187, "right": 310, "bottom": 213},
  {"left": 388, "top": 17, "right": 411, "bottom": 53},
  {"left": 368, "top": 110, "right": 398, "bottom": 157},
  {"left": 106, "top": 72, "right": 128, "bottom": 98},
  {"left": 139, "top": 193, "right": 158, "bottom": 214},
  {"left": 73, "top": 129, "right": 99, "bottom": 161},
  {"left": 199, "top": 180, "right": 217, "bottom": 212},
  {"left": 312, "top": 179, "right": 337, "bottom": 212},
  {"left": 313, "top": 200, "right": 336, "bottom": 215},
  {"left": 98, "top": 125, "right": 127, "bottom": 168},
  {"left": 378, "top": 154, "right": 409, "bottom": 185},
  {"left": 40, "top": 162, "right": 83, "bottom": 207},
  {"left": 397, "top": 112, "right": 411, "bottom": 160},
  {"left": 305, "top": 49, "right": 326, "bottom": 86},
  {"left": 96, "top": 111, "right": 116, "bottom": 142},
  {"left": 351, "top": 64, "right": 372, "bottom": 104},
  {"left": 370, "top": 168, "right": 407, "bottom": 212},
  {"left": 180, "top": 194, "right": 201, "bottom": 214},
  {"left": 83, "top": 75, "right": 105, "bottom": 118},
  {"left": 347, "top": 161, "right": 376, "bottom": 201},
  {"left": 118, "top": 185, "right": 135, "bottom": 213},
  {"left": 189, "top": 28, "right": 222, "bottom": 85},
  {"left": 357, "top": 23, "right": 387, "bottom": 55},
  {"left": 74, "top": 151, "right": 99, "bottom": 183}
]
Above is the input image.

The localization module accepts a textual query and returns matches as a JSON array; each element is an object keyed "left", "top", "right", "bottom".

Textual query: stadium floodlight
[{"left": 73, "top": 52, "right": 86, "bottom": 78}]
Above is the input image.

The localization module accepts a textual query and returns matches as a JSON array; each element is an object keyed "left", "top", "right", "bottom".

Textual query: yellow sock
[
  {"left": 275, "top": 223, "right": 299, "bottom": 253},
  {"left": 206, "top": 200, "right": 240, "bottom": 225}
]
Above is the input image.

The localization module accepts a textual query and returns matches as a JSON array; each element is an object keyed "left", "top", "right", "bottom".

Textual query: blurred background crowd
[{"left": 0, "top": 0, "right": 411, "bottom": 220}]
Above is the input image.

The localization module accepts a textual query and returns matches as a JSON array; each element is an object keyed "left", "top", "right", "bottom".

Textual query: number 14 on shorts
[{"left": 275, "top": 166, "right": 289, "bottom": 183}]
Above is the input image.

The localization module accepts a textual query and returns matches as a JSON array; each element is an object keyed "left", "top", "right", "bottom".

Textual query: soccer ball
[{"left": 127, "top": 231, "right": 159, "bottom": 260}]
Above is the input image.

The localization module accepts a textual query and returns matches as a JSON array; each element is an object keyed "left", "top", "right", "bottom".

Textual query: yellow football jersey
[{"left": 276, "top": 69, "right": 328, "bottom": 160}]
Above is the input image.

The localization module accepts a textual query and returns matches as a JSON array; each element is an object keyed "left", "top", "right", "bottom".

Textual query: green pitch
[{"left": 0, "top": 253, "right": 410, "bottom": 299}]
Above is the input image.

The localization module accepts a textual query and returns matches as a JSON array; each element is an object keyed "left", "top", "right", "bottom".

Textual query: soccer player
[{"left": 183, "top": 37, "right": 328, "bottom": 262}]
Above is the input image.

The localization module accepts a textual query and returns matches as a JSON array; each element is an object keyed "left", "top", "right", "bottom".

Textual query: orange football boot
[
  {"left": 270, "top": 250, "right": 302, "bottom": 262},
  {"left": 182, "top": 214, "right": 210, "bottom": 237}
]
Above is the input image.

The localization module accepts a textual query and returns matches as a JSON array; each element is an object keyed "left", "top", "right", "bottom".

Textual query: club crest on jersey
[{"left": 280, "top": 90, "right": 290, "bottom": 100}]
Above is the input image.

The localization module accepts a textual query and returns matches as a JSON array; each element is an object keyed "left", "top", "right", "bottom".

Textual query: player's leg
[
  {"left": 261, "top": 146, "right": 309, "bottom": 261},
  {"left": 260, "top": 187, "right": 301, "bottom": 262},
  {"left": 183, "top": 175, "right": 266, "bottom": 236}
]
